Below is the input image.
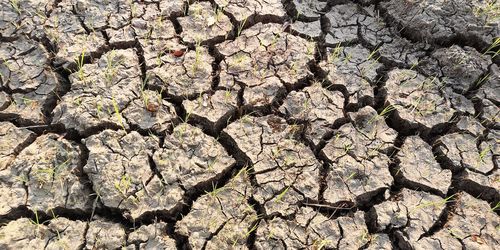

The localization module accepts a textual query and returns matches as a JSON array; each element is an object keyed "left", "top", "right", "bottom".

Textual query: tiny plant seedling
[
  {"left": 328, "top": 43, "right": 343, "bottom": 63},
  {"left": 111, "top": 95, "right": 125, "bottom": 130},
  {"left": 237, "top": 17, "right": 248, "bottom": 37},
  {"left": 483, "top": 37, "right": 500, "bottom": 58},
  {"left": 410, "top": 194, "right": 456, "bottom": 215},
  {"left": 10, "top": 0, "right": 21, "bottom": 15},
  {"left": 368, "top": 105, "right": 396, "bottom": 124},
  {"left": 206, "top": 182, "right": 225, "bottom": 198},
  {"left": 75, "top": 49, "right": 86, "bottom": 82},
  {"left": 192, "top": 38, "right": 203, "bottom": 73},
  {"left": 274, "top": 186, "right": 290, "bottom": 203}
]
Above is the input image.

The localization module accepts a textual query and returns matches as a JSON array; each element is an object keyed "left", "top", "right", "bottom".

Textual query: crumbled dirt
[{"left": 0, "top": 0, "right": 498, "bottom": 249}]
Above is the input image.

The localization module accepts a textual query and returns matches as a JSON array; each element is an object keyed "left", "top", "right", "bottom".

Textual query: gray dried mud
[{"left": 0, "top": 0, "right": 498, "bottom": 249}]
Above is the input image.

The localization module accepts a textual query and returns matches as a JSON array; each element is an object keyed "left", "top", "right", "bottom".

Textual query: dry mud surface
[{"left": 0, "top": 0, "right": 499, "bottom": 249}]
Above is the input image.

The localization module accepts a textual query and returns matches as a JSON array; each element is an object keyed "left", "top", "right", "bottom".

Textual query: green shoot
[
  {"left": 491, "top": 201, "right": 500, "bottom": 212},
  {"left": 206, "top": 182, "right": 224, "bottom": 198},
  {"left": 114, "top": 174, "right": 132, "bottom": 197},
  {"left": 96, "top": 101, "right": 103, "bottom": 119},
  {"left": 111, "top": 95, "right": 125, "bottom": 130},
  {"left": 473, "top": 1, "right": 500, "bottom": 23},
  {"left": 50, "top": 209, "right": 58, "bottom": 220},
  {"left": 409, "top": 96, "right": 423, "bottom": 114},
  {"left": 475, "top": 73, "right": 491, "bottom": 88},
  {"left": 30, "top": 210, "right": 41, "bottom": 226},
  {"left": 224, "top": 90, "right": 232, "bottom": 103},
  {"left": 192, "top": 39, "right": 203, "bottom": 73},
  {"left": 10, "top": 0, "right": 21, "bottom": 15},
  {"left": 234, "top": 223, "right": 258, "bottom": 246},
  {"left": 129, "top": 0, "right": 137, "bottom": 17},
  {"left": 476, "top": 145, "right": 492, "bottom": 167},
  {"left": 409, "top": 60, "right": 419, "bottom": 71},
  {"left": 206, "top": 157, "right": 218, "bottom": 172},
  {"left": 237, "top": 17, "right": 248, "bottom": 37},
  {"left": 368, "top": 105, "right": 397, "bottom": 124},
  {"left": 345, "top": 172, "right": 356, "bottom": 181},
  {"left": 343, "top": 143, "right": 353, "bottom": 154},
  {"left": 306, "top": 40, "right": 316, "bottom": 56},
  {"left": 302, "top": 98, "right": 310, "bottom": 110},
  {"left": 328, "top": 43, "right": 343, "bottom": 63},
  {"left": 483, "top": 37, "right": 500, "bottom": 58},
  {"left": 214, "top": 6, "right": 224, "bottom": 23},
  {"left": 182, "top": 106, "right": 194, "bottom": 124},
  {"left": 191, "top": 3, "right": 202, "bottom": 18},
  {"left": 410, "top": 194, "right": 456, "bottom": 214},
  {"left": 104, "top": 50, "right": 119, "bottom": 85},
  {"left": 274, "top": 186, "right": 289, "bottom": 203},
  {"left": 342, "top": 52, "right": 353, "bottom": 65},
  {"left": 75, "top": 49, "right": 86, "bottom": 82},
  {"left": 367, "top": 47, "right": 381, "bottom": 61},
  {"left": 313, "top": 239, "right": 332, "bottom": 250}
]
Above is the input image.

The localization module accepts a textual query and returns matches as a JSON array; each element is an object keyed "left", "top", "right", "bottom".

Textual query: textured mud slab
[{"left": 0, "top": 0, "right": 498, "bottom": 249}]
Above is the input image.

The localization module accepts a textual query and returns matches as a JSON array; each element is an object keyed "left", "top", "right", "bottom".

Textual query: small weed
[
  {"left": 274, "top": 186, "right": 290, "bottom": 203},
  {"left": 409, "top": 60, "right": 419, "bottom": 71},
  {"left": 237, "top": 17, "right": 248, "bottom": 37},
  {"left": 367, "top": 47, "right": 380, "bottom": 61},
  {"left": 345, "top": 172, "right": 357, "bottom": 181},
  {"left": 214, "top": 6, "right": 224, "bottom": 23},
  {"left": 206, "top": 182, "right": 225, "bottom": 198},
  {"left": 111, "top": 95, "right": 125, "bottom": 130},
  {"left": 359, "top": 229, "right": 374, "bottom": 244},
  {"left": 343, "top": 143, "right": 353, "bottom": 154},
  {"left": 473, "top": 1, "right": 500, "bottom": 23},
  {"left": 306, "top": 40, "right": 316, "bottom": 56},
  {"left": 182, "top": 106, "right": 194, "bottom": 124},
  {"left": 476, "top": 145, "right": 492, "bottom": 167},
  {"left": 192, "top": 39, "right": 203, "bottom": 73},
  {"left": 328, "top": 44, "right": 343, "bottom": 63},
  {"left": 33, "top": 157, "right": 70, "bottom": 188},
  {"left": 342, "top": 52, "right": 353, "bottom": 64},
  {"left": 368, "top": 105, "right": 396, "bottom": 124},
  {"left": 313, "top": 239, "right": 332, "bottom": 250},
  {"left": 114, "top": 174, "right": 132, "bottom": 197},
  {"left": 206, "top": 157, "right": 218, "bottom": 172},
  {"left": 302, "top": 98, "right": 310, "bottom": 111},
  {"left": 410, "top": 194, "right": 456, "bottom": 214},
  {"left": 75, "top": 49, "right": 86, "bottom": 82},
  {"left": 191, "top": 4, "right": 203, "bottom": 18},
  {"left": 483, "top": 37, "right": 500, "bottom": 58},
  {"left": 21, "top": 97, "right": 38, "bottom": 109},
  {"left": 475, "top": 73, "right": 491, "bottom": 88},
  {"left": 491, "top": 201, "right": 500, "bottom": 212},
  {"left": 10, "top": 0, "right": 21, "bottom": 15},
  {"left": 129, "top": 0, "right": 137, "bottom": 17},
  {"left": 224, "top": 90, "right": 232, "bottom": 103},
  {"left": 233, "top": 52, "right": 249, "bottom": 66},
  {"left": 235, "top": 223, "right": 258, "bottom": 246},
  {"left": 270, "top": 33, "right": 280, "bottom": 48},
  {"left": 104, "top": 50, "right": 120, "bottom": 85},
  {"left": 30, "top": 210, "right": 41, "bottom": 226},
  {"left": 73, "top": 97, "right": 82, "bottom": 107}
]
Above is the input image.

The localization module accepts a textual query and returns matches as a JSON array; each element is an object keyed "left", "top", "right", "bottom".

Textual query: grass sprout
[
  {"left": 75, "top": 49, "right": 86, "bottom": 81},
  {"left": 483, "top": 37, "right": 500, "bottom": 58},
  {"left": 368, "top": 105, "right": 397, "bottom": 124},
  {"left": 111, "top": 95, "right": 125, "bottom": 130},
  {"left": 237, "top": 17, "right": 248, "bottom": 37}
]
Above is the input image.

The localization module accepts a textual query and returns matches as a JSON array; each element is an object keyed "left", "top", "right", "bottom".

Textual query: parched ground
[{"left": 0, "top": 0, "right": 499, "bottom": 249}]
